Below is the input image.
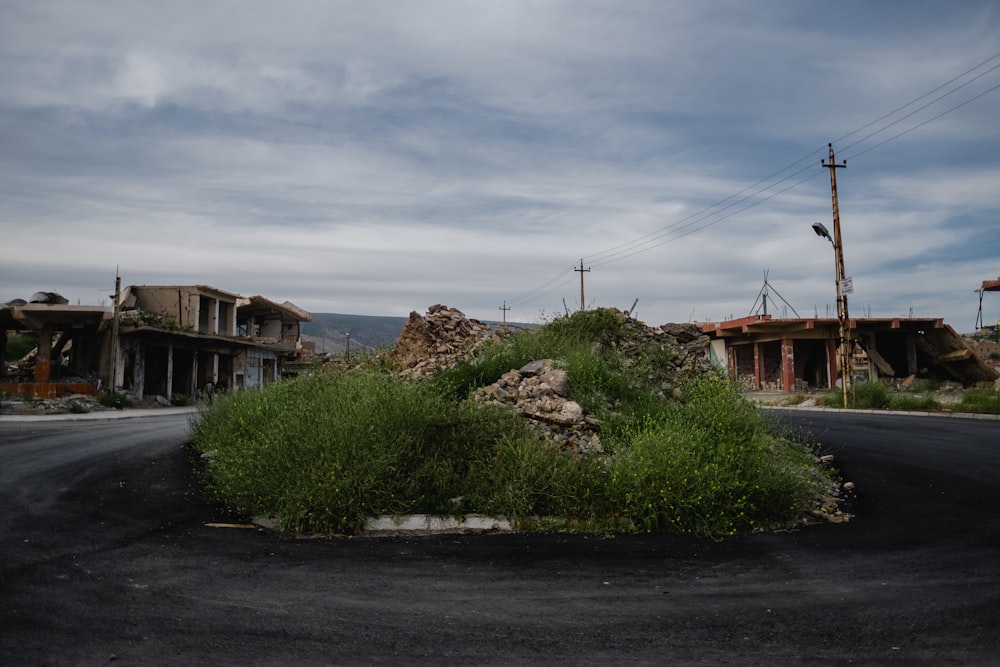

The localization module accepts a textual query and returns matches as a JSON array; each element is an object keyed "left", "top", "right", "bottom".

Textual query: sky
[{"left": 2, "top": 1, "right": 999, "bottom": 332}]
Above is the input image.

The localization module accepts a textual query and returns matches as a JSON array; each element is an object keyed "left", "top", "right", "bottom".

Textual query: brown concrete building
[
  {"left": 702, "top": 314, "right": 998, "bottom": 393},
  {"left": 1, "top": 293, "right": 110, "bottom": 398},
  {"left": 2, "top": 285, "right": 311, "bottom": 400},
  {"left": 115, "top": 285, "right": 312, "bottom": 400}
]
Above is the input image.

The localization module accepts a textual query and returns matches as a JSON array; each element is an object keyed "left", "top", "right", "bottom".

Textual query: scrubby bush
[
  {"left": 888, "top": 393, "right": 940, "bottom": 411},
  {"left": 98, "top": 390, "right": 132, "bottom": 409},
  {"left": 192, "top": 369, "right": 556, "bottom": 533},
  {"left": 853, "top": 381, "right": 891, "bottom": 409},
  {"left": 955, "top": 386, "right": 1000, "bottom": 414},
  {"left": 821, "top": 381, "right": 891, "bottom": 409},
  {"left": 4, "top": 333, "right": 35, "bottom": 360},
  {"left": 191, "top": 310, "right": 837, "bottom": 537},
  {"left": 607, "top": 374, "right": 827, "bottom": 535}
]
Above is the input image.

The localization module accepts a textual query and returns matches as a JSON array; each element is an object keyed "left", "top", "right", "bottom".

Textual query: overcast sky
[{"left": 2, "top": 1, "right": 999, "bottom": 331}]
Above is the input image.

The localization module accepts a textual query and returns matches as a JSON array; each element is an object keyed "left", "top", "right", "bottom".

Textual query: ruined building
[{"left": 1, "top": 284, "right": 311, "bottom": 400}]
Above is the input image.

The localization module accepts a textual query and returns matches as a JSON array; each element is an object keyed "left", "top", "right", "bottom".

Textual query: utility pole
[
  {"left": 499, "top": 300, "right": 510, "bottom": 326},
  {"left": 822, "top": 143, "right": 851, "bottom": 408},
  {"left": 574, "top": 260, "right": 590, "bottom": 312},
  {"left": 110, "top": 271, "right": 121, "bottom": 391}
]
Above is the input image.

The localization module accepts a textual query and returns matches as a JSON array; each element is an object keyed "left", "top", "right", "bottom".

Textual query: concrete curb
[
  {"left": 0, "top": 406, "right": 199, "bottom": 422},
  {"left": 364, "top": 514, "right": 514, "bottom": 535},
  {"left": 760, "top": 404, "right": 1000, "bottom": 421}
]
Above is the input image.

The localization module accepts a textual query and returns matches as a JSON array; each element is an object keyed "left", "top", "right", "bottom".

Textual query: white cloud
[{"left": 1, "top": 1, "right": 999, "bottom": 333}]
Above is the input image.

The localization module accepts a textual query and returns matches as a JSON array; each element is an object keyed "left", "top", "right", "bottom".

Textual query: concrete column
[
  {"left": 0, "top": 329, "right": 7, "bottom": 375},
  {"left": 781, "top": 338, "right": 795, "bottom": 392},
  {"left": 753, "top": 343, "right": 762, "bottom": 390},
  {"left": 166, "top": 342, "right": 174, "bottom": 400},
  {"left": 35, "top": 325, "right": 53, "bottom": 382},
  {"left": 906, "top": 335, "right": 919, "bottom": 375},
  {"left": 827, "top": 339, "right": 838, "bottom": 388}
]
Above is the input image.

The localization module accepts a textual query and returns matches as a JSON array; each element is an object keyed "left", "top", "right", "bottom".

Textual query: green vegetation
[
  {"left": 888, "top": 393, "right": 941, "bottom": 411},
  {"left": 5, "top": 333, "right": 36, "bottom": 360},
  {"left": 820, "top": 379, "right": 1000, "bottom": 414},
  {"left": 191, "top": 309, "right": 837, "bottom": 537},
  {"left": 97, "top": 390, "right": 132, "bottom": 410},
  {"left": 955, "top": 386, "right": 1000, "bottom": 414}
]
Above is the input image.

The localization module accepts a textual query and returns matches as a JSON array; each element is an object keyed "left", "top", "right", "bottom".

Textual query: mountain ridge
[{"left": 301, "top": 311, "right": 534, "bottom": 354}]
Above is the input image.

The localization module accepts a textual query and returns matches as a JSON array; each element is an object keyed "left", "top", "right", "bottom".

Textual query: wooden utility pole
[
  {"left": 110, "top": 272, "right": 121, "bottom": 390},
  {"left": 499, "top": 300, "right": 510, "bottom": 325},
  {"left": 574, "top": 260, "right": 590, "bottom": 312},
  {"left": 822, "top": 143, "right": 851, "bottom": 408}
]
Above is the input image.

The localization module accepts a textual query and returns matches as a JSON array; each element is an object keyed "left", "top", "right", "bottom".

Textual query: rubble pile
[
  {"left": 385, "top": 305, "right": 716, "bottom": 456},
  {"left": 611, "top": 320, "right": 714, "bottom": 383},
  {"left": 0, "top": 393, "right": 106, "bottom": 415},
  {"left": 476, "top": 359, "right": 603, "bottom": 455},
  {"left": 390, "top": 305, "right": 500, "bottom": 377}
]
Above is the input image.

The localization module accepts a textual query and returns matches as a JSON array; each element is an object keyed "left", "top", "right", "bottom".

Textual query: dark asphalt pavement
[{"left": 1, "top": 410, "right": 999, "bottom": 665}]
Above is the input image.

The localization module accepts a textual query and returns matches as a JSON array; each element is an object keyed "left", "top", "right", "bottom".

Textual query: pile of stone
[
  {"left": 383, "top": 305, "right": 717, "bottom": 456},
  {"left": 391, "top": 305, "right": 500, "bottom": 378},
  {"left": 606, "top": 320, "right": 713, "bottom": 382},
  {"left": 476, "top": 359, "right": 603, "bottom": 455}
]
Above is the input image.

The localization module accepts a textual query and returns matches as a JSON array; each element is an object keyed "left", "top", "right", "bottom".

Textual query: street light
[
  {"left": 812, "top": 222, "right": 831, "bottom": 240},
  {"left": 813, "top": 220, "right": 851, "bottom": 408}
]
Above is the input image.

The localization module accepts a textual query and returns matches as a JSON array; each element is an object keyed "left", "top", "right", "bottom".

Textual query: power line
[
  {"left": 580, "top": 145, "right": 827, "bottom": 266},
  {"left": 840, "top": 59, "right": 1000, "bottom": 155},
  {"left": 845, "top": 79, "right": 1000, "bottom": 161},
  {"left": 504, "top": 49, "right": 1000, "bottom": 309},
  {"left": 832, "top": 50, "right": 1000, "bottom": 150}
]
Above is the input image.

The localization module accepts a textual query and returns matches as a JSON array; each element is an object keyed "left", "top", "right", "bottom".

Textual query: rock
[
  {"left": 388, "top": 305, "right": 499, "bottom": 377},
  {"left": 518, "top": 360, "right": 550, "bottom": 376},
  {"left": 154, "top": 395, "right": 170, "bottom": 406},
  {"left": 381, "top": 306, "right": 716, "bottom": 458}
]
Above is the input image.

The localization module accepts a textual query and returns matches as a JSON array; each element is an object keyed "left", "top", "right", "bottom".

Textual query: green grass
[
  {"left": 4, "top": 333, "right": 36, "bottom": 361},
  {"left": 888, "top": 393, "right": 941, "bottom": 411},
  {"left": 820, "top": 380, "right": 999, "bottom": 414},
  {"left": 954, "top": 386, "right": 1000, "bottom": 414},
  {"left": 97, "top": 390, "right": 132, "bottom": 410},
  {"left": 821, "top": 381, "right": 891, "bottom": 409},
  {"left": 191, "top": 309, "right": 837, "bottom": 537}
]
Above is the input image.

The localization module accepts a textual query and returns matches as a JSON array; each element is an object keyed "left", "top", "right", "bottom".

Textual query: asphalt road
[{"left": 1, "top": 409, "right": 999, "bottom": 666}]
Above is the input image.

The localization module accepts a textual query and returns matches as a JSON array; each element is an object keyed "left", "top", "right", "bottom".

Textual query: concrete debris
[
  {"left": 390, "top": 305, "right": 500, "bottom": 377},
  {"left": 477, "top": 359, "right": 604, "bottom": 455},
  {"left": 386, "top": 305, "right": 716, "bottom": 457}
]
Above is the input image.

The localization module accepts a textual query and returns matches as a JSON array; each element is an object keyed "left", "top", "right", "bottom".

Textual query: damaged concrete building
[
  {"left": 703, "top": 314, "right": 998, "bottom": 392},
  {"left": 2, "top": 285, "right": 311, "bottom": 400},
  {"left": 1, "top": 292, "right": 110, "bottom": 398}
]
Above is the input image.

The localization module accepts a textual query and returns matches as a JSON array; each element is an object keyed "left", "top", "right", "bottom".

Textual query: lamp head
[{"left": 812, "top": 222, "right": 831, "bottom": 240}]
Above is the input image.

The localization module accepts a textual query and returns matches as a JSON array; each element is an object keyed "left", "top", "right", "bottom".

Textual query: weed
[
  {"left": 4, "top": 333, "right": 36, "bottom": 360},
  {"left": 820, "top": 381, "right": 890, "bottom": 409},
  {"left": 191, "top": 312, "right": 837, "bottom": 538},
  {"left": 98, "top": 390, "right": 132, "bottom": 410},
  {"left": 888, "top": 394, "right": 940, "bottom": 411},
  {"left": 954, "top": 387, "right": 1000, "bottom": 414},
  {"left": 853, "top": 381, "right": 891, "bottom": 409}
]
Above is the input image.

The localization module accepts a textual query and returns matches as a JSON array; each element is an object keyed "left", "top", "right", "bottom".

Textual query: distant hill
[
  {"left": 301, "top": 313, "right": 409, "bottom": 354},
  {"left": 301, "top": 312, "right": 536, "bottom": 355}
]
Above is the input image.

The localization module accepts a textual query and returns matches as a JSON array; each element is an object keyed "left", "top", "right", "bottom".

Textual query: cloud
[{"left": 1, "top": 1, "right": 999, "bottom": 333}]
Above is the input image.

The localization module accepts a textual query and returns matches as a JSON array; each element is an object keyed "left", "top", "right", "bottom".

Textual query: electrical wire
[{"left": 503, "top": 49, "right": 1000, "bottom": 309}]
